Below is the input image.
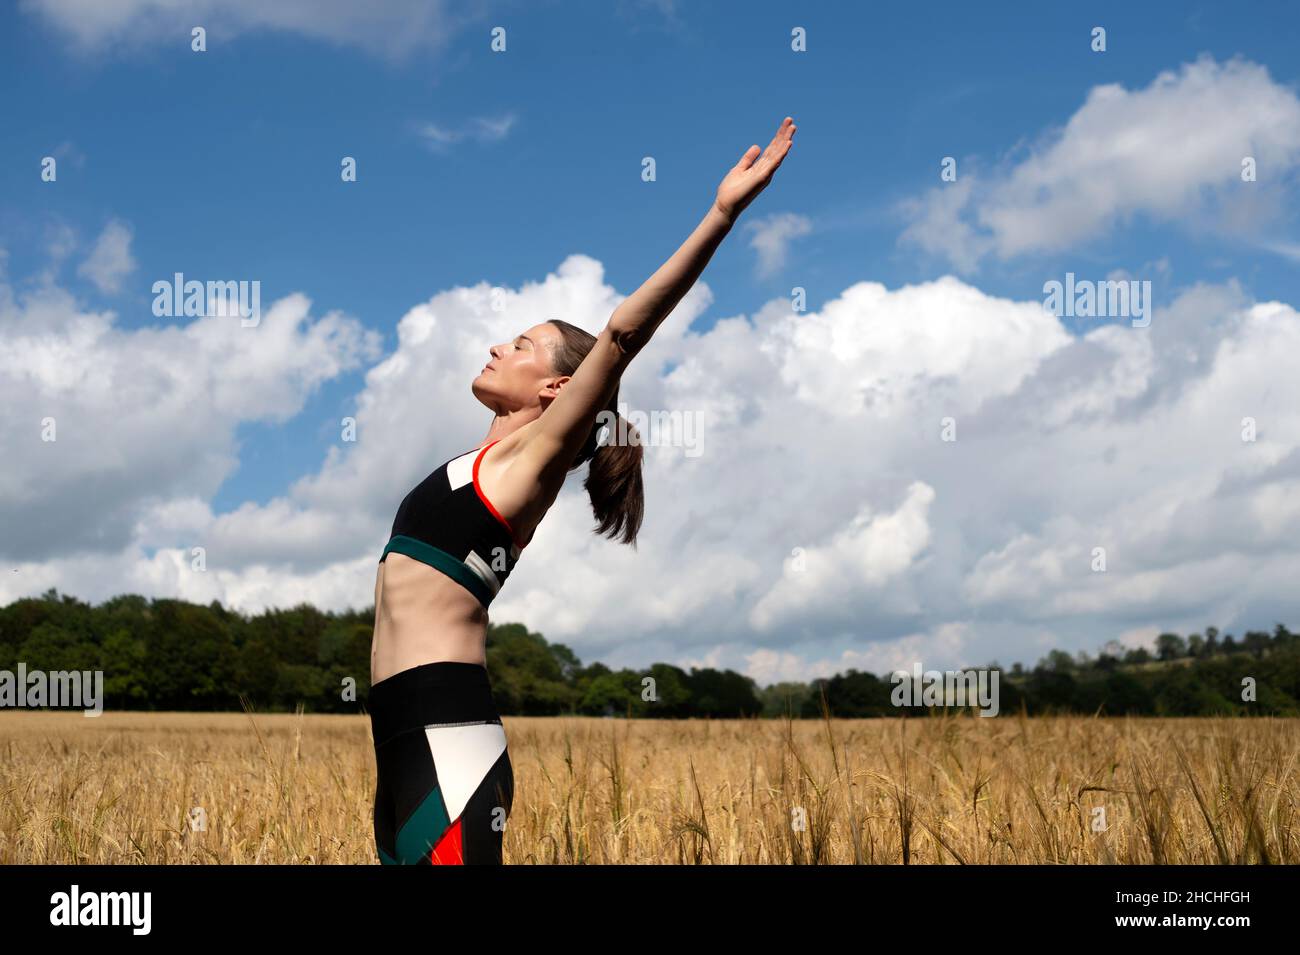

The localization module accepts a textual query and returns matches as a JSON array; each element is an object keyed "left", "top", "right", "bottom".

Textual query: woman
[{"left": 367, "top": 116, "right": 797, "bottom": 864}]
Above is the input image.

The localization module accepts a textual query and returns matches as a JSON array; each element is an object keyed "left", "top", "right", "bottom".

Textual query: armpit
[{"left": 611, "top": 324, "right": 646, "bottom": 356}]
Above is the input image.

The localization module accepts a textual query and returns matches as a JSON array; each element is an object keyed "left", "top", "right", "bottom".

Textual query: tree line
[{"left": 1, "top": 590, "right": 1296, "bottom": 717}]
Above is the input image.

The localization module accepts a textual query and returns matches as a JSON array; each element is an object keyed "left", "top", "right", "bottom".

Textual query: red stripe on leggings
[{"left": 430, "top": 817, "right": 464, "bottom": 864}]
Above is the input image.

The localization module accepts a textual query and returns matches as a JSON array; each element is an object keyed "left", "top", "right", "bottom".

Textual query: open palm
[{"left": 715, "top": 116, "right": 797, "bottom": 222}]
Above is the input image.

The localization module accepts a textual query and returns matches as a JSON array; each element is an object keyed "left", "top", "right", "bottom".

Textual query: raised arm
[
  {"left": 609, "top": 116, "right": 797, "bottom": 354},
  {"left": 525, "top": 116, "right": 798, "bottom": 475}
]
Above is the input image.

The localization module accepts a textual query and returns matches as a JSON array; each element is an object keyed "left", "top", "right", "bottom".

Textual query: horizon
[{"left": 3, "top": 584, "right": 1286, "bottom": 692}]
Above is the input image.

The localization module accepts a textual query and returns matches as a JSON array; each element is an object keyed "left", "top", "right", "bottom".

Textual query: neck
[{"left": 482, "top": 408, "right": 540, "bottom": 447}]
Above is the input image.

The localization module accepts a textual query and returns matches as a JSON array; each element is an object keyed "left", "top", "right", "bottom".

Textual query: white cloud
[
  {"left": 900, "top": 55, "right": 1300, "bottom": 271},
  {"left": 744, "top": 212, "right": 812, "bottom": 277},
  {"left": 0, "top": 280, "right": 381, "bottom": 561},
  {"left": 77, "top": 219, "right": 135, "bottom": 294},
  {"left": 749, "top": 481, "right": 935, "bottom": 631},
  {"left": 1116, "top": 626, "right": 1160, "bottom": 651},
  {"left": 21, "top": 0, "right": 460, "bottom": 60},
  {"left": 4, "top": 239, "right": 1300, "bottom": 681},
  {"left": 1258, "top": 239, "right": 1300, "bottom": 262},
  {"left": 45, "top": 222, "right": 77, "bottom": 265},
  {"left": 745, "top": 622, "right": 971, "bottom": 685},
  {"left": 412, "top": 113, "right": 519, "bottom": 152}
]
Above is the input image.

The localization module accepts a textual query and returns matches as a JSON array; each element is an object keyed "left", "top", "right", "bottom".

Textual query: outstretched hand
[{"left": 714, "top": 116, "right": 797, "bottom": 223}]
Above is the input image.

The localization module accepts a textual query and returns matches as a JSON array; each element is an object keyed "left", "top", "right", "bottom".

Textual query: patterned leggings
[{"left": 369, "top": 661, "right": 514, "bottom": 864}]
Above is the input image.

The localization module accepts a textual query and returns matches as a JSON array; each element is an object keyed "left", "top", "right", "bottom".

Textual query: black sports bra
[{"left": 380, "top": 440, "right": 526, "bottom": 607}]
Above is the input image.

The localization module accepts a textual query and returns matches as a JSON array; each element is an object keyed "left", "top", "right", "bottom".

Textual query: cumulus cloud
[
  {"left": 900, "top": 55, "right": 1300, "bottom": 271},
  {"left": 0, "top": 279, "right": 381, "bottom": 561},
  {"left": 4, "top": 241, "right": 1300, "bottom": 683},
  {"left": 749, "top": 482, "right": 936, "bottom": 631}
]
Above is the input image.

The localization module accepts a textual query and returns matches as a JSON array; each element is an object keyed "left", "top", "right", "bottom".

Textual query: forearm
[{"left": 608, "top": 201, "right": 735, "bottom": 350}]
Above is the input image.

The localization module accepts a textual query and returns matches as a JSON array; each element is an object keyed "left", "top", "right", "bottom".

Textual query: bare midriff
[
  {"left": 370, "top": 555, "right": 491, "bottom": 684},
  {"left": 370, "top": 428, "right": 550, "bottom": 686}
]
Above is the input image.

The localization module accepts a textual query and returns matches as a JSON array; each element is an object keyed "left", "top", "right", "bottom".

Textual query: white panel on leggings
[{"left": 423, "top": 722, "right": 508, "bottom": 822}]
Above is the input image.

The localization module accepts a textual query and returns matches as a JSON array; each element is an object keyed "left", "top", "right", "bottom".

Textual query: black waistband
[{"left": 368, "top": 661, "right": 500, "bottom": 747}]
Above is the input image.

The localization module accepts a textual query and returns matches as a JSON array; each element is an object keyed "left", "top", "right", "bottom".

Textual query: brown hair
[{"left": 546, "top": 319, "right": 645, "bottom": 547}]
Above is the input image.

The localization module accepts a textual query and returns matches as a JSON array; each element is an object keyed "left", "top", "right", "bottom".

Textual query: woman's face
[{"left": 472, "top": 322, "right": 563, "bottom": 412}]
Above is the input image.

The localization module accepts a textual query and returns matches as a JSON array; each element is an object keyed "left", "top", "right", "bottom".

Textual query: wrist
[{"left": 709, "top": 200, "right": 737, "bottom": 228}]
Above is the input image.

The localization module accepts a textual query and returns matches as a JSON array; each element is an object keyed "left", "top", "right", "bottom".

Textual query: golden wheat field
[{"left": 0, "top": 710, "right": 1296, "bottom": 864}]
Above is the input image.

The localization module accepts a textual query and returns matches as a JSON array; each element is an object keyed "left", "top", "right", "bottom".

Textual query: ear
[{"left": 539, "top": 375, "right": 571, "bottom": 399}]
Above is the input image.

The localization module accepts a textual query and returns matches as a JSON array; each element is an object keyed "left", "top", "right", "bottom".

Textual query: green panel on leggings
[{"left": 396, "top": 786, "right": 452, "bottom": 863}]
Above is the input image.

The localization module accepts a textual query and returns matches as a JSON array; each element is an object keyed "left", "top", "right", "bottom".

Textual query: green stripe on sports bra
[{"left": 381, "top": 535, "right": 494, "bottom": 608}]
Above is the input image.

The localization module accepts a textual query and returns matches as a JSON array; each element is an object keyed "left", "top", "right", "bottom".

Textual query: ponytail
[{"left": 586, "top": 407, "right": 644, "bottom": 546}]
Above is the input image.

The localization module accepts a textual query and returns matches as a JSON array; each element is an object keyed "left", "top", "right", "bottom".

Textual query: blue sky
[
  {"left": 4, "top": 0, "right": 1300, "bottom": 680},
  {"left": 6, "top": 0, "right": 1296, "bottom": 508}
]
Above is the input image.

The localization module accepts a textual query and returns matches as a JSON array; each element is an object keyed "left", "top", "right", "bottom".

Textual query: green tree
[{"left": 1155, "top": 632, "right": 1186, "bottom": 661}]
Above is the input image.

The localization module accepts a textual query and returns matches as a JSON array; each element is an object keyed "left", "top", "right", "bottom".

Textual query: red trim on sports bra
[{"left": 473, "top": 439, "right": 527, "bottom": 550}]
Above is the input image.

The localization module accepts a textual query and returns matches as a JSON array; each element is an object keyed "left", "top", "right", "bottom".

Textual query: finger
[
  {"left": 758, "top": 132, "right": 793, "bottom": 173},
  {"left": 770, "top": 142, "right": 792, "bottom": 174},
  {"left": 756, "top": 137, "right": 794, "bottom": 180},
  {"left": 735, "top": 143, "right": 760, "bottom": 171},
  {"left": 760, "top": 119, "right": 796, "bottom": 165}
]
